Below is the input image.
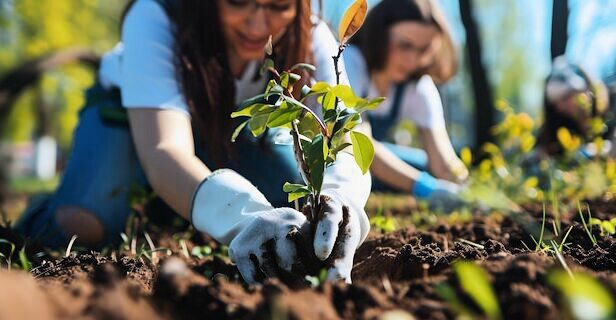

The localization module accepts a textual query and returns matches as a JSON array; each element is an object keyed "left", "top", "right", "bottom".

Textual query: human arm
[
  {"left": 405, "top": 76, "right": 468, "bottom": 183},
  {"left": 418, "top": 126, "right": 469, "bottom": 183}
]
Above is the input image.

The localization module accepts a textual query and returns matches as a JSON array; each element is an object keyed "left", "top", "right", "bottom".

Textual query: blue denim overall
[
  {"left": 369, "top": 84, "right": 429, "bottom": 191},
  {"left": 16, "top": 83, "right": 303, "bottom": 247}
]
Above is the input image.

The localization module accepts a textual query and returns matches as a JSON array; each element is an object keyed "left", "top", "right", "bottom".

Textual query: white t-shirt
[
  {"left": 98, "top": 0, "right": 346, "bottom": 117},
  {"left": 342, "top": 45, "right": 446, "bottom": 130}
]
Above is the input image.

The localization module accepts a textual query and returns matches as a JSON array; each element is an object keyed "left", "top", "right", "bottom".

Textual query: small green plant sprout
[
  {"left": 369, "top": 207, "right": 396, "bottom": 233},
  {"left": 436, "top": 260, "right": 502, "bottom": 320},
  {"left": 548, "top": 269, "right": 615, "bottom": 320},
  {"left": 0, "top": 239, "right": 15, "bottom": 270},
  {"left": 523, "top": 203, "right": 573, "bottom": 253},
  {"left": 578, "top": 202, "right": 598, "bottom": 246},
  {"left": 232, "top": 0, "right": 382, "bottom": 217},
  {"left": 588, "top": 217, "right": 616, "bottom": 236}
]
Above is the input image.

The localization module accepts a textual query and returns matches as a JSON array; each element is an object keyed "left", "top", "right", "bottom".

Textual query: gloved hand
[
  {"left": 413, "top": 171, "right": 465, "bottom": 212},
  {"left": 309, "top": 189, "right": 369, "bottom": 283},
  {"left": 228, "top": 207, "right": 313, "bottom": 284},
  {"left": 312, "top": 152, "right": 371, "bottom": 283},
  {"left": 191, "top": 169, "right": 313, "bottom": 284}
]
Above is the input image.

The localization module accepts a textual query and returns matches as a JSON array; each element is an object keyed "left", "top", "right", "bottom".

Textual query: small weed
[
  {"left": 578, "top": 202, "right": 598, "bottom": 246},
  {"left": 0, "top": 238, "right": 16, "bottom": 270},
  {"left": 588, "top": 217, "right": 616, "bottom": 236}
]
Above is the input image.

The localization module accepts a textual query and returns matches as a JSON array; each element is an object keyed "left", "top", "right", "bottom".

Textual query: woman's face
[
  {"left": 553, "top": 91, "right": 593, "bottom": 126},
  {"left": 384, "top": 21, "right": 440, "bottom": 83},
  {"left": 218, "top": 0, "right": 296, "bottom": 64}
]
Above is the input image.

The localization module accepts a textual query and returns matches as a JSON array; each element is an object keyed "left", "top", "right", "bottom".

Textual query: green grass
[{"left": 9, "top": 176, "right": 59, "bottom": 194}]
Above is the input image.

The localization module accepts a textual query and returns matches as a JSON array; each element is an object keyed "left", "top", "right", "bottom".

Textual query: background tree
[
  {"left": 459, "top": 0, "right": 495, "bottom": 151},
  {"left": 551, "top": 0, "right": 569, "bottom": 60},
  {"left": 0, "top": 0, "right": 127, "bottom": 150}
]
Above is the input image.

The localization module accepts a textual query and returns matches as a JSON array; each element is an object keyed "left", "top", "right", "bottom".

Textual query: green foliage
[
  {"left": 437, "top": 260, "right": 502, "bottom": 320},
  {"left": 463, "top": 101, "right": 616, "bottom": 209},
  {"left": 1, "top": 0, "right": 128, "bottom": 149},
  {"left": 369, "top": 207, "right": 396, "bottom": 233},
  {"left": 578, "top": 202, "right": 598, "bottom": 246},
  {"left": 232, "top": 55, "right": 383, "bottom": 204},
  {"left": 548, "top": 270, "right": 615, "bottom": 320},
  {"left": 0, "top": 239, "right": 16, "bottom": 269},
  {"left": 0, "top": 239, "right": 32, "bottom": 271},
  {"left": 588, "top": 217, "right": 616, "bottom": 236}
]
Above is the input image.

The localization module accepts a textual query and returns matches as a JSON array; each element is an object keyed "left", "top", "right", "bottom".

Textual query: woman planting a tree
[
  {"left": 343, "top": 0, "right": 468, "bottom": 210},
  {"left": 17, "top": 0, "right": 371, "bottom": 284}
]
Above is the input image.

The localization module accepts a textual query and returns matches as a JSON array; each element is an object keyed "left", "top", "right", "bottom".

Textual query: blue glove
[{"left": 413, "top": 172, "right": 464, "bottom": 212}]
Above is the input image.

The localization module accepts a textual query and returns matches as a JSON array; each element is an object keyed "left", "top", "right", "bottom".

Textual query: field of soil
[{"left": 0, "top": 196, "right": 615, "bottom": 320}]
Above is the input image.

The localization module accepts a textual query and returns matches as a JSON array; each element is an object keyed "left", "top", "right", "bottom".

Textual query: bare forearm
[
  {"left": 139, "top": 147, "right": 210, "bottom": 219},
  {"left": 419, "top": 127, "right": 468, "bottom": 182},
  {"left": 371, "top": 141, "right": 421, "bottom": 193}
]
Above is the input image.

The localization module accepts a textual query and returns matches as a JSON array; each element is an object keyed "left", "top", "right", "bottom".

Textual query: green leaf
[
  {"left": 548, "top": 270, "right": 615, "bottom": 320},
  {"left": 322, "top": 91, "right": 337, "bottom": 111},
  {"left": 290, "top": 63, "right": 316, "bottom": 73},
  {"left": 453, "top": 261, "right": 502, "bottom": 319},
  {"left": 310, "top": 81, "right": 331, "bottom": 93},
  {"left": 283, "top": 182, "right": 312, "bottom": 202},
  {"left": 602, "top": 221, "right": 615, "bottom": 234},
  {"left": 331, "top": 85, "right": 362, "bottom": 106},
  {"left": 305, "top": 135, "right": 326, "bottom": 193},
  {"left": 267, "top": 102, "right": 302, "bottom": 128},
  {"left": 330, "top": 142, "right": 352, "bottom": 156},
  {"left": 231, "top": 120, "right": 249, "bottom": 142},
  {"left": 355, "top": 96, "right": 385, "bottom": 112},
  {"left": 350, "top": 131, "right": 374, "bottom": 174},
  {"left": 19, "top": 246, "right": 31, "bottom": 272},
  {"left": 260, "top": 58, "right": 274, "bottom": 75},
  {"left": 265, "top": 79, "right": 278, "bottom": 94},
  {"left": 248, "top": 112, "right": 273, "bottom": 137},
  {"left": 280, "top": 72, "right": 290, "bottom": 89},
  {"left": 297, "top": 112, "right": 322, "bottom": 140},
  {"left": 231, "top": 103, "right": 269, "bottom": 118},
  {"left": 436, "top": 283, "right": 476, "bottom": 317},
  {"left": 332, "top": 109, "right": 361, "bottom": 135}
]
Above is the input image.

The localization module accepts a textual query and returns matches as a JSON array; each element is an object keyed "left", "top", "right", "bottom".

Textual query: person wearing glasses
[
  {"left": 343, "top": 0, "right": 467, "bottom": 210},
  {"left": 16, "top": 0, "right": 371, "bottom": 284}
]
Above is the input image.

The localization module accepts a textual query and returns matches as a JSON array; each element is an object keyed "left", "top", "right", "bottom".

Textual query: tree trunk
[
  {"left": 550, "top": 0, "right": 569, "bottom": 60},
  {"left": 459, "top": 0, "right": 495, "bottom": 150}
]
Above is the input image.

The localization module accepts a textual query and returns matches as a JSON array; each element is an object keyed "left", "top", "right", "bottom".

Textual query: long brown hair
[
  {"left": 350, "top": 0, "right": 457, "bottom": 84},
  {"left": 538, "top": 65, "right": 610, "bottom": 155},
  {"left": 122, "top": 0, "right": 312, "bottom": 161}
]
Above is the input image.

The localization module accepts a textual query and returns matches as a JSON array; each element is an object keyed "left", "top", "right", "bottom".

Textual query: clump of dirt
[{"left": 1, "top": 198, "right": 615, "bottom": 319}]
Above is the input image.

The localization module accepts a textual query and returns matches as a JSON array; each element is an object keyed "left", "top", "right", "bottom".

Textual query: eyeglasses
[
  {"left": 221, "top": 0, "right": 295, "bottom": 17},
  {"left": 390, "top": 38, "right": 434, "bottom": 58}
]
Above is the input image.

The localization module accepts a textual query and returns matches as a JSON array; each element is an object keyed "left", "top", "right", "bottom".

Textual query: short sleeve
[
  {"left": 121, "top": 0, "right": 189, "bottom": 115},
  {"left": 402, "top": 75, "right": 446, "bottom": 129}
]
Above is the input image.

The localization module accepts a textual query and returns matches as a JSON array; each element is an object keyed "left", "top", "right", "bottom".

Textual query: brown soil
[{"left": 1, "top": 198, "right": 615, "bottom": 319}]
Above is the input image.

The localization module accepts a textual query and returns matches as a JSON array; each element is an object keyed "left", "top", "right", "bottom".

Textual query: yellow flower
[
  {"left": 461, "top": 147, "right": 472, "bottom": 168},
  {"left": 517, "top": 113, "right": 534, "bottom": 131},
  {"left": 557, "top": 127, "right": 581, "bottom": 152}
]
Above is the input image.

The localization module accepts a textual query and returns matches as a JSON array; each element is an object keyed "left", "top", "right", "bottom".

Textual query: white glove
[
  {"left": 312, "top": 152, "right": 371, "bottom": 283},
  {"left": 191, "top": 169, "right": 312, "bottom": 284}
]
